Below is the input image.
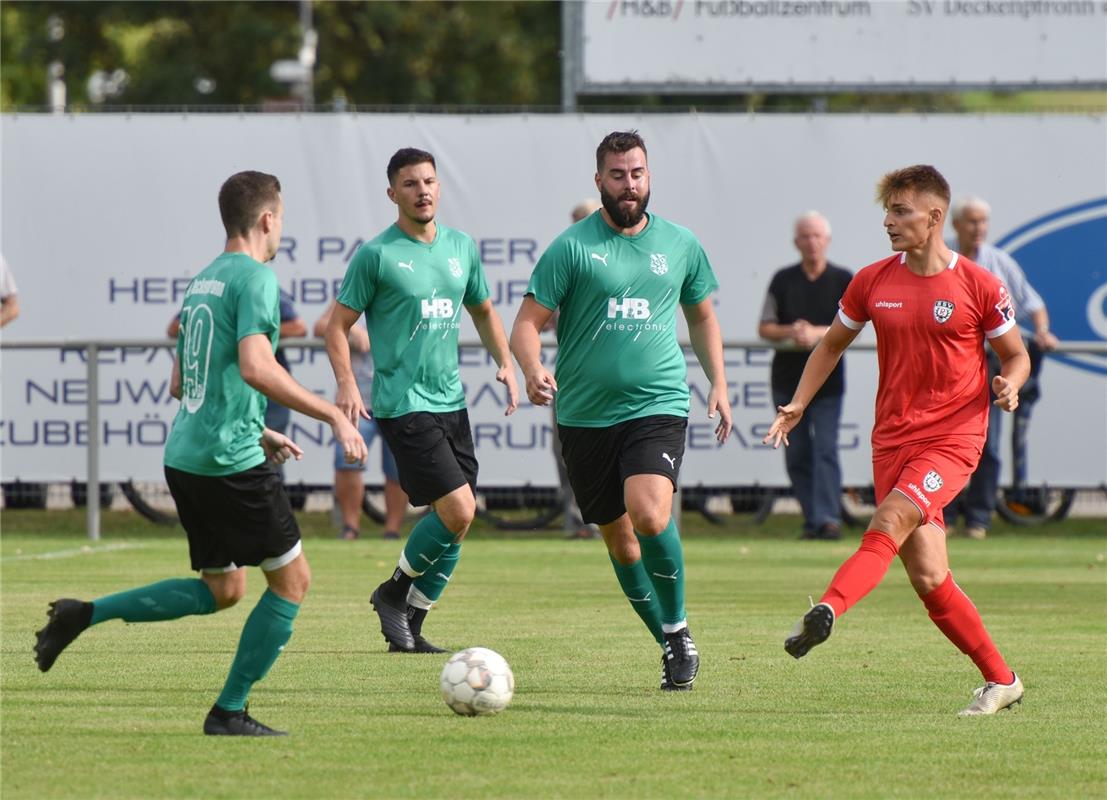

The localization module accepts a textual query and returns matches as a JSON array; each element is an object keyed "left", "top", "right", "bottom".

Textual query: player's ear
[{"left": 386, "top": 185, "right": 397, "bottom": 205}]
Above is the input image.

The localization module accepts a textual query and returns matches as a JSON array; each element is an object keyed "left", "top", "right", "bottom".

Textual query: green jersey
[
  {"left": 337, "top": 223, "right": 490, "bottom": 418},
  {"left": 527, "top": 211, "right": 718, "bottom": 427},
  {"left": 164, "top": 252, "right": 280, "bottom": 475}
]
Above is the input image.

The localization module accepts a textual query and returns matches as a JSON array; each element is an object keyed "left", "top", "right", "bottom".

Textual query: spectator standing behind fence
[
  {"left": 549, "top": 199, "right": 602, "bottom": 540},
  {"left": 169, "top": 292, "right": 305, "bottom": 475},
  {"left": 942, "top": 196, "right": 1060, "bottom": 539},
  {"left": 1, "top": 255, "right": 20, "bottom": 327},
  {"left": 314, "top": 299, "right": 409, "bottom": 541},
  {"left": 758, "top": 212, "right": 852, "bottom": 541}
]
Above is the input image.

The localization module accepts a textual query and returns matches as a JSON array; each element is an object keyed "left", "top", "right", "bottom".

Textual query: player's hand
[
  {"left": 1033, "top": 329, "right": 1059, "bottom": 351},
  {"left": 260, "top": 428, "right": 303, "bottom": 466},
  {"left": 523, "top": 367, "right": 558, "bottom": 407},
  {"left": 992, "top": 375, "right": 1020, "bottom": 413},
  {"left": 763, "top": 402, "right": 805, "bottom": 448},
  {"left": 707, "top": 382, "right": 732, "bottom": 443},
  {"left": 336, "top": 380, "right": 370, "bottom": 424},
  {"left": 497, "top": 364, "right": 520, "bottom": 417},
  {"left": 332, "top": 416, "right": 368, "bottom": 465}
]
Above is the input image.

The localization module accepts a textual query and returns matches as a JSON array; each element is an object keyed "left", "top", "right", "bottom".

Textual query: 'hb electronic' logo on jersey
[
  {"left": 608, "top": 297, "right": 651, "bottom": 319},
  {"left": 421, "top": 297, "right": 455, "bottom": 319}
]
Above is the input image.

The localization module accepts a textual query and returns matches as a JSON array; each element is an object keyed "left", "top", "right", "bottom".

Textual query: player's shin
[
  {"left": 922, "top": 572, "right": 1014, "bottom": 685},
  {"left": 609, "top": 556, "right": 664, "bottom": 644},
  {"left": 819, "top": 530, "right": 899, "bottom": 617},
  {"left": 215, "top": 589, "right": 299, "bottom": 712},
  {"left": 635, "top": 519, "right": 686, "bottom": 630},
  {"left": 90, "top": 578, "right": 216, "bottom": 624}
]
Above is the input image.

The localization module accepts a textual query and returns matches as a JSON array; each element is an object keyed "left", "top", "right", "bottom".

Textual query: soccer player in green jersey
[
  {"left": 511, "top": 131, "right": 732, "bottom": 690},
  {"left": 34, "top": 171, "right": 368, "bottom": 736},
  {"left": 325, "top": 148, "right": 519, "bottom": 653}
]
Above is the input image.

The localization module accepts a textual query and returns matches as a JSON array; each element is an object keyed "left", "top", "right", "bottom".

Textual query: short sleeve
[
  {"left": 463, "top": 236, "right": 491, "bottom": 306},
  {"left": 679, "top": 240, "right": 719, "bottom": 305},
  {"left": 526, "top": 236, "right": 573, "bottom": 311},
  {"left": 337, "top": 245, "right": 379, "bottom": 313},
  {"left": 236, "top": 269, "right": 280, "bottom": 342},
  {"left": 981, "top": 274, "right": 1017, "bottom": 339},
  {"left": 837, "top": 272, "right": 868, "bottom": 330}
]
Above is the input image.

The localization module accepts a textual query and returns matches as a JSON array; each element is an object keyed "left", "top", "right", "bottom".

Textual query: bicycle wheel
[
  {"left": 119, "top": 480, "right": 178, "bottom": 526},
  {"left": 995, "top": 486, "right": 1076, "bottom": 526},
  {"left": 723, "top": 486, "right": 777, "bottom": 525},
  {"left": 475, "top": 486, "right": 563, "bottom": 531}
]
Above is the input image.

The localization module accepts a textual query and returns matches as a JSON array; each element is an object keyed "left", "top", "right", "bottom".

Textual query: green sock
[
  {"left": 90, "top": 578, "right": 215, "bottom": 625},
  {"left": 215, "top": 589, "right": 299, "bottom": 712},
  {"left": 609, "top": 556, "right": 665, "bottom": 644},
  {"left": 402, "top": 512, "right": 457, "bottom": 576},
  {"left": 412, "top": 542, "right": 460, "bottom": 604},
  {"left": 636, "top": 518, "right": 686, "bottom": 627}
]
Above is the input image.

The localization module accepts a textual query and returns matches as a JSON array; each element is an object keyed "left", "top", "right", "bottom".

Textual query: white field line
[{"left": 1, "top": 542, "right": 146, "bottom": 563}]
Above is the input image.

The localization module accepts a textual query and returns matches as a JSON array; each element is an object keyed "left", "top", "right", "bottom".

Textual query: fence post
[{"left": 86, "top": 343, "right": 101, "bottom": 540}]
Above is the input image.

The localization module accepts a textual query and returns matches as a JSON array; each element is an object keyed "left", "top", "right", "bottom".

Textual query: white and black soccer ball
[{"left": 439, "top": 647, "right": 515, "bottom": 716}]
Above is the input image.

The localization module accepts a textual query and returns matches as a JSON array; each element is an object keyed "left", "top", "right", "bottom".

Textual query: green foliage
[{"left": 3, "top": 511, "right": 1106, "bottom": 798}]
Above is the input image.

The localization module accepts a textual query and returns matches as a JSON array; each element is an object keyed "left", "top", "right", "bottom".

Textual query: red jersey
[{"left": 838, "top": 252, "right": 1016, "bottom": 451}]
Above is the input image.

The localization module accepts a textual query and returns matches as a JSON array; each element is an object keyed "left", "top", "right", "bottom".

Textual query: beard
[{"left": 600, "top": 185, "right": 650, "bottom": 229}]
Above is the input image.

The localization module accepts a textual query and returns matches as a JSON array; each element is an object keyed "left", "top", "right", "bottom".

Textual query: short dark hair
[
  {"left": 876, "top": 165, "right": 951, "bottom": 208},
  {"left": 596, "top": 130, "right": 647, "bottom": 173},
  {"left": 218, "top": 171, "right": 281, "bottom": 238},
  {"left": 387, "top": 148, "right": 436, "bottom": 185}
]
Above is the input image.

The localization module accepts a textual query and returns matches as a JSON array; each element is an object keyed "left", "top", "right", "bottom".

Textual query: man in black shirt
[{"left": 758, "top": 212, "right": 853, "bottom": 539}]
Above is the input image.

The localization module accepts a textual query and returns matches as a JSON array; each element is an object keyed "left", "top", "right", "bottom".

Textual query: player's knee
[
  {"left": 211, "top": 582, "right": 247, "bottom": 610},
  {"left": 438, "top": 497, "right": 476, "bottom": 533},
  {"left": 870, "top": 505, "right": 917, "bottom": 540},
  {"left": 628, "top": 507, "right": 670, "bottom": 536},
  {"left": 908, "top": 566, "right": 947, "bottom": 596}
]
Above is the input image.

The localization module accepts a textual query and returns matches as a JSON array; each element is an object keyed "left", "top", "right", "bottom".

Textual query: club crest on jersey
[
  {"left": 933, "top": 299, "right": 955, "bottom": 324},
  {"left": 922, "top": 470, "right": 944, "bottom": 493},
  {"left": 994, "top": 285, "right": 1015, "bottom": 322},
  {"left": 448, "top": 257, "right": 463, "bottom": 279},
  {"left": 649, "top": 253, "right": 668, "bottom": 276}
]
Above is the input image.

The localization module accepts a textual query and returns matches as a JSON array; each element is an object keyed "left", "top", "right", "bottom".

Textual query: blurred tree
[{"left": 0, "top": 1, "right": 561, "bottom": 110}]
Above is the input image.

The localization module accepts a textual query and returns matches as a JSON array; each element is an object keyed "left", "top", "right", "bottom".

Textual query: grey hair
[
  {"left": 794, "top": 210, "right": 831, "bottom": 236},
  {"left": 951, "top": 196, "right": 991, "bottom": 221}
]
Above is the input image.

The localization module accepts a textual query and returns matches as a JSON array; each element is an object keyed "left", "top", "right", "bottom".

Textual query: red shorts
[{"left": 872, "top": 436, "right": 983, "bottom": 532}]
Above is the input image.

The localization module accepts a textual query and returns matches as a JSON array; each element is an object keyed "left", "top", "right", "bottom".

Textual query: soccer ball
[{"left": 439, "top": 647, "right": 515, "bottom": 716}]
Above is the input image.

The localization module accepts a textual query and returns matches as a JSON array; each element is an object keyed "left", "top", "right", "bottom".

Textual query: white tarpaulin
[{"left": 2, "top": 113, "right": 1104, "bottom": 486}]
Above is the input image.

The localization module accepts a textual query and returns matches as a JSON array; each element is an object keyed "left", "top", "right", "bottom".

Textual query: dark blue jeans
[{"left": 774, "top": 391, "right": 843, "bottom": 533}]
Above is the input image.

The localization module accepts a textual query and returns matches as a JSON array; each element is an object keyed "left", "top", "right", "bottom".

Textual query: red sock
[
  {"left": 819, "top": 530, "right": 900, "bottom": 617},
  {"left": 922, "top": 572, "right": 1014, "bottom": 685}
]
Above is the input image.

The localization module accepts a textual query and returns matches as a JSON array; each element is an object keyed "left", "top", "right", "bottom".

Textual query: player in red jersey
[{"left": 763, "top": 165, "right": 1030, "bottom": 716}]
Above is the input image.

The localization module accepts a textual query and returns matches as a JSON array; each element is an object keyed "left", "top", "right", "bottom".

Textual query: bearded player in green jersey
[
  {"left": 511, "top": 131, "right": 732, "bottom": 691},
  {"left": 325, "top": 148, "right": 519, "bottom": 654},
  {"left": 34, "top": 171, "right": 367, "bottom": 736}
]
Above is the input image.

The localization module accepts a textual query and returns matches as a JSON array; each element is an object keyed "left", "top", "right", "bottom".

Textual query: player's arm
[
  {"left": 239, "top": 334, "right": 367, "bottom": 463},
  {"left": 683, "top": 298, "right": 732, "bottom": 443},
  {"left": 314, "top": 300, "right": 369, "bottom": 351},
  {"left": 988, "top": 326, "right": 1031, "bottom": 412},
  {"left": 323, "top": 301, "right": 370, "bottom": 423},
  {"left": 510, "top": 296, "right": 557, "bottom": 407},
  {"left": 467, "top": 298, "right": 519, "bottom": 416},
  {"left": 763, "top": 316, "right": 859, "bottom": 448}
]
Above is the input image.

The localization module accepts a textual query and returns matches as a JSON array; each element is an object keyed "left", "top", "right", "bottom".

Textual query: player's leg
[
  {"left": 899, "top": 528, "right": 1022, "bottom": 715},
  {"left": 784, "top": 447, "right": 919, "bottom": 659},
  {"left": 205, "top": 549, "right": 309, "bottom": 737},
  {"left": 381, "top": 433, "right": 406, "bottom": 540},
  {"left": 621, "top": 415, "right": 698, "bottom": 688},
  {"left": 371, "top": 412, "right": 473, "bottom": 652},
  {"left": 776, "top": 390, "right": 816, "bottom": 538},
  {"left": 808, "top": 394, "right": 844, "bottom": 539}
]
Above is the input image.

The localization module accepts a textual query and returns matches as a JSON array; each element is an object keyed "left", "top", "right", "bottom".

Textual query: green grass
[{"left": 2, "top": 510, "right": 1105, "bottom": 799}]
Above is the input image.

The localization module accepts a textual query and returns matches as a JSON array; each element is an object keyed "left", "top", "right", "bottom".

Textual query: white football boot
[{"left": 958, "top": 673, "right": 1024, "bottom": 716}]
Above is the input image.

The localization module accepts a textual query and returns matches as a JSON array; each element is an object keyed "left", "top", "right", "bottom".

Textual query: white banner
[
  {"left": 2, "top": 113, "right": 1105, "bottom": 486},
  {"left": 578, "top": 0, "right": 1107, "bottom": 91}
]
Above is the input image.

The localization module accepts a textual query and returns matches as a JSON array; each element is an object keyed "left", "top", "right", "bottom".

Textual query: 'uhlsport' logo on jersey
[
  {"left": 448, "top": 257, "right": 462, "bottom": 278},
  {"left": 650, "top": 253, "right": 668, "bottom": 276},
  {"left": 933, "top": 299, "right": 955, "bottom": 324},
  {"left": 608, "top": 297, "right": 651, "bottom": 319},
  {"left": 922, "top": 470, "right": 944, "bottom": 493},
  {"left": 421, "top": 297, "right": 455, "bottom": 319}
]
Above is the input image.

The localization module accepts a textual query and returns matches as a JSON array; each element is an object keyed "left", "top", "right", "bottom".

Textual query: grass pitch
[{"left": 2, "top": 510, "right": 1105, "bottom": 799}]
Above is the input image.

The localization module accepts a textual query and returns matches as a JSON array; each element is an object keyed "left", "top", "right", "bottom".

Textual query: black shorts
[
  {"left": 375, "top": 410, "right": 478, "bottom": 507},
  {"left": 558, "top": 414, "right": 687, "bottom": 526},
  {"left": 165, "top": 463, "right": 301, "bottom": 572}
]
